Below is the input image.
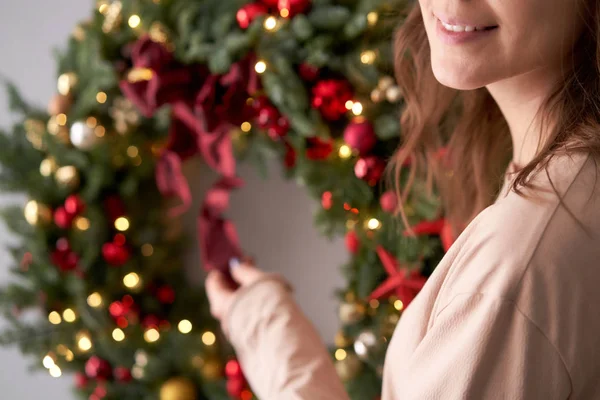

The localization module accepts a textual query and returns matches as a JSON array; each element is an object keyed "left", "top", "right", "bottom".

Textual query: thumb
[
  {"left": 205, "top": 270, "right": 235, "bottom": 320},
  {"left": 229, "top": 257, "right": 264, "bottom": 286}
]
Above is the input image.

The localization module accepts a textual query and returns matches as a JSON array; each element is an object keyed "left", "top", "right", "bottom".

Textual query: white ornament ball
[{"left": 70, "top": 121, "right": 98, "bottom": 150}]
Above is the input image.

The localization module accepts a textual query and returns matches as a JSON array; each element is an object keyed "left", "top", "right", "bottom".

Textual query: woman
[{"left": 206, "top": 0, "right": 600, "bottom": 398}]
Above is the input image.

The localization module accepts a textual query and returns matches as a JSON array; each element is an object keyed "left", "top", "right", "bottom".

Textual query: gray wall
[{"left": 0, "top": 1, "right": 345, "bottom": 398}]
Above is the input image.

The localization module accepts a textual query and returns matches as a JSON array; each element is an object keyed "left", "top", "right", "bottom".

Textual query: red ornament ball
[
  {"left": 345, "top": 231, "right": 360, "bottom": 254},
  {"left": 284, "top": 142, "right": 296, "bottom": 169},
  {"left": 236, "top": 3, "right": 268, "bottom": 29},
  {"left": 225, "top": 359, "right": 244, "bottom": 380},
  {"left": 298, "top": 63, "right": 319, "bottom": 82},
  {"left": 156, "top": 285, "right": 176, "bottom": 304},
  {"left": 102, "top": 240, "right": 130, "bottom": 266},
  {"left": 54, "top": 206, "right": 73, "bottom": 229},
  {"left": 256, "top": 105, "right": 280, "bottom": 130},
  {"left": 380, "top": 190, "right": 398, "bottom": 213},
  {"left": 311, "top": 79, "right": 353, "bottom": 121},
  {"left": 227, "top": 378, "right": 246, "bottom": 398},
  {"left": 277, "top": 0, "right": 311, "bottom": 17},
  {"left": 305, "top": 137, "right": 333, "bottom": 160},
  {"left": 259, "top": 0, "right": 278, "bottom": 7},
  {"left": 114, "top": 366, "right": 132, "bottom": 383},
  {"left": 85, "top": 356, "right": 112, "bottom": 380},
  {"left": 75, "top": 372, "right": 89, "bottom": 389},
  {"left": 321, "top": 191, "right": 333, "bottom": 210},
  {"left": 64, "top": 194, "right": 86, "bottom": 215},
  {"left": 343, "top": 119, "right": 377, "bottom": 156},
  {"left": 142, "top": 314, "right": 160, "bottom": 329},
  {"left": 103, "top": 195, "right": 126, "bottom": 223},
  {"left": 267, "top": 116, "right": 290, "bottom": 140},
  {"left": 354, "top": 156, "right": 386, "bottom": 186}
]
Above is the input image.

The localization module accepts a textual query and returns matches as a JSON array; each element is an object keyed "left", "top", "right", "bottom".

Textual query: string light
[
  {"left": 77, "top": 332, "right": 92, "bottom": 351},
  {"left": 132, "top": 155, "right": 142, "bottom": 166},
  {"left": 57, "top": 73, "right": 77, "bottom": 96},
  {"left": 40, "top": 157, "right": 57, "bottom": 177},
  {"left": 144, "top": 328, "right": 160, "bottom": 343},
  {"left": 178, "top": 320, "right": 192, "bottom": 334},
  {"left": 98, "top": 2, "right": 109, "bottom": 13},
  {"left": 360, "top": 50, "right": 376, "bottom": 64},
  {"left": 127, "top": 146, "right": 139, "bottom": 158},
  {"left": 369, "top": 299, "right": 380, "bottom": 308},
  {"left": 367, "top": 11, "right": 379, "bottom": 26},
  {"left": 128, "top": 15, "right": 141, "bottom": 28},
  {"left": 48, "top": 311, "right": 61, "bottom": 325},
  {"left": 334, "top": 349, "right": 347, "bottom": 361},
  {"left": 351, "top": 102, "right": 363, "bottom": 115},
  {"left": 49, "top": 365, "right": 62, "bottom": 378},
  {"left": 264, "top": 16, "right": 277, "bottom": 30},
  {"left": 62, "top": 308, "right": 76, "bottom": 323},
  {"left": 338, "top": 144, "right": 352, "bottom": 159},
  {"left": 240, "top": 122, "right": 251, "bottom": 132},
  {"left": 115, "top": 217, "right": 130, "bottom": 231},
  {"left": 96, "top": 92, "right": 107, "bottom": 104},
  {"left": 86, "top": 116, "right": 97, "bottom": 127},
  {"left": 254, "top": 61, "right": 267, "bottom": 74},
  {"left": 56, "top": 113, "right": 67, "bottom": 126},
  {"left": 280, "top": 8, "right": 289, "bottom": 17},
  {"left": 112, "top": 328, "right": 125, "bottom": 342},
  {"left": 74, "top": 216, "right": 90, "bottom": 231},
  {"left": 64, "top": 349, "right": 74, "bottom": 362},
  {"left": 201, "top": 331, "right": 216, "bottom": 346},
  {"left": 367, "top": 217, "right": 381, "bottom": 230},
  {"left": 394, "top": 299, "right": 404, "bottom": 311},
  {"left": 345, "top": 100, "right": 354, "bottom": 110},
  {"left": 94, "top": 125, "right": 106, "bottom": 137},
  {"left": 43, "top": 355, "right": 55, "bottom": 369},
  {"left": 123, "top": 272, "right": 141, "bottom": 289},
  {"left": 87, "top": 292, "right": 103, "bottom": 308},
  {"left": 141, "top": 243, "right": 154, "bottom": 257}
]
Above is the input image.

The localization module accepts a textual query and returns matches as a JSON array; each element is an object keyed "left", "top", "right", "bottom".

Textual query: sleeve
[
  {"left": 389, "top": 292, "right": 572, "bottom": 400},
  {"left": 224, "top": 274, "right": 350, "bottom": 400}
]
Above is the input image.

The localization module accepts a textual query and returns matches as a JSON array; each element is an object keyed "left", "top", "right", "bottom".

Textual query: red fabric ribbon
[{"left": 369, "top": 246, "right": 427, "bottom": 308}]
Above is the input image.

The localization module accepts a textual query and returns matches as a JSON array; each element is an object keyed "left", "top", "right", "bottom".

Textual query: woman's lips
[{"left": 435, "top": 16, "right": 499, "bottom": 45}]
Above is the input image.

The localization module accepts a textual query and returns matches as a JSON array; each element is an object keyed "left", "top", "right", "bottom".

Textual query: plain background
[{"left": 0, "top": 1, "right": 346, "bottom": 397}]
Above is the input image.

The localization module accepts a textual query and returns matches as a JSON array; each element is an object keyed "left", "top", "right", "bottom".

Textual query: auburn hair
[{"left": 389, "top": 2, "right": 600, "bottom": 238}]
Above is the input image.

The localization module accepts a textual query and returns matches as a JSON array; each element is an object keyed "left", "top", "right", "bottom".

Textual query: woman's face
[{"left": 419, "top": 0, "right": 586, "bottom": 90}]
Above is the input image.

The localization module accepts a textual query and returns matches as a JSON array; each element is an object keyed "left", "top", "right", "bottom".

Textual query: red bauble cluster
[
  {"left": 236, "top": 3, "right": 267, "bottom": 29},
  {"left": 311, "top": 79, "right": 353, "bottom": 121},
  {"left": 252, "top": 95, "right": 290, "bottom": 140},
  {"left": 225, "top": 359, "right": 252, "bottom": 399},
  {"left": 155, "top": 284, "right": 175, "bottom": 304},
  {"left": 236, "top": 0, "right": 311, "bottom": 29},
  {"left": 109, "top": 294, "right": 139, "bottom": 328},
  {"left": 305, "top": 137, "right": 333, "bottom": 160},
  {"left": 54, "top": 194, "right": 86, "bottom": 229},
  {"left": 354, "top": 156, "right": 386, "bottom": 186},
  {"left": 85, "top": 356, "right": 112, "bottom": 381},
  {"left": 321, "top": 191, "right": 333, "bottom": 210},
  {"left": 50, "top": 237, "right": 80, "bottom": 272},
  {"left": 102, "top": 234, "right": 131, "bottom": 266}
]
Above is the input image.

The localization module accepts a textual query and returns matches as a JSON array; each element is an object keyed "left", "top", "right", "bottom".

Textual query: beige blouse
[{"left": 225, "top": 151, "right": 600, "bottom": 399}]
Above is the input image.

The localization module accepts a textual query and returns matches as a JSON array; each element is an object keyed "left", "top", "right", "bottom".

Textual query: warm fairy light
[
  {"left": 133, "top": 155, "right": 142, "bottom": 166},
  {"left": 87, "top": 292, "right": 103, "bottom": 308},
  {"left": 115, "top": 217, "right": 130, "bottom": 231},
  {"left": 338, "top": 144, "right": 352, "bottom": 159},
  {"left": 351, "top": 102, "right": 363, "bottom": 115},
  {"left": 367, "top": 11, "right": 379, "bottom": 26},
  {"left": 112, "top": 328, "right": 125, "bottom": 342},
  {"left": 64, "top": 349, "right": 74, "bottom": 362},
  {"left": 255, "top": 61, "right": 267, "bottom": 74},
  {"left": 334, "top": 349, "right": 347, "bottom": 361},
  {"left": 123, "top": 272, "right": 141, "bottom": 289},
  {"left": 49, "top": 365, "right": 62, "bottom": 378},
  {"left": 345, "top": 100, "right": 354, "bottom": 110},
  {"left": 99, "top": 3, "right": 109, "bottom": 13},
  {"left": 56, "top": 113, "right": 67, "bottom": 126},
  {"left": 48, "top": 311, "right": 61, "bottom": 325},
  {"left": 127, "top": 146, "right": 139, "bottom": 158},
  {"left": 178, "top": 319, "right": 192, "bottom": 334},
  {"left": 128, "top": 14, "right": 141, "bottom": 28},
  {"left": 360, "top": 50, "right": 376, "bottom": 64},
  {"left": 264, "top": 16, "right": 277, "bottom": 30},
  {"left": 141, "top": 243, "right": 154, "bottom": 256},
  {"left": 240, "top": 390, "right": 253, "bottom": 400},
  {"left": 201, "top": 331, "right": 216, "bottom": 346},
  {"left": 40, "top": 158, "right": 57, "bottom": 177},
  {"left": 127, "top": 68, "right": 154, "bottom": 83},
  {"left": 144, "top": 328, "right": 160, "bottom": 343},
  {"left": 86, "top": 116, "right": 97, "bottom": 127},
  {"left": 132, "top": 365, "right": 144, "bottom": 379},
  {"left": 24, "top": 200, "right": 40, "bottom": 225},
  {"left": 57, "top": 73, "right": 77, "bottom": 95},
  {"left": 96, "top": 92, "right": 107, "bottom": 104},
  {"left": 94, "top": 125, "right": 106, "bottom": 137},
  {"left": 394, "top": 299, "right": 404, "bottom": 311},
  {"left": 43, "top": 355, "right": 55, "bottom": 369},
  {"left": 280, "top": 8, "right": 290, "bottom": 17},
  {"left": 75, "top": 216, "right": 90, "bottom": 231},
  {"left": 369, "top": 299, "right": 380, "bottom": 308},
  {"left": 240, "top": 122, "right": 251, "bottom": 132},
  {"left": 62, "top": 308, "right": 76, "bottom": 323},
  {"left": 77, "top": 334, "right": 92, "bottom": 351},
  {"left": 367, "top": 218, "right": 381, "bottom": 230}
]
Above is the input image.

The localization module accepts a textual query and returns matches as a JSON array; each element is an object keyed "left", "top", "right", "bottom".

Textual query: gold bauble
[
  {"left": 159, "top": 377, "right": 197, "bottom": 400},
  {"left": 335, "top": 352, "right": 362, "bottom": 382},
  {"left": 47, "top": 93, "right": 72, "bottom": 116},
  {"left": 338, "top": 301, "right": 366, "bottom": 324},
  {"left": 55, "top": 166, "right": 80, "bottom": 189},
  {"left": 200, "top": 357, "right": 223, "bottom": 381},
  {"left": 24, "top": 200, "right": 52, "bottom": 226}
]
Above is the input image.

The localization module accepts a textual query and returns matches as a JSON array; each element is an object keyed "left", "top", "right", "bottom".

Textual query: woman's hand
[{"left": 205, "top": 258, "right": 265, "bottom": 326}]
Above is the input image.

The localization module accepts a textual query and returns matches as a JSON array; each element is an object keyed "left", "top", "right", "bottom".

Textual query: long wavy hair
[{"left": 390, "top": 1, "right": 600, "bottom": 238}]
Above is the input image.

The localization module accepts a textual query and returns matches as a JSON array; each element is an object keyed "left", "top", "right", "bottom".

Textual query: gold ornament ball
[
  {"left": 200, "top": 357, "right": 223, "bottom": 381},
  {"left": 55, "top": 166, "right": 80, "bottom": 189},
  {"left": 335, "top": 352, "right": 362, "bottom": 381},
  {"left": 159, "top": 377, "right": 197, "bottom": 400},
  {"left": 47, "top": 94, "right": 72, "bottom": 116}
]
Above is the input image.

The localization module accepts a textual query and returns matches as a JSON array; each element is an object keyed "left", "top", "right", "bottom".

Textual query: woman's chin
[{"left": 432, "top": 65, "right": 487, "bottom": 91}]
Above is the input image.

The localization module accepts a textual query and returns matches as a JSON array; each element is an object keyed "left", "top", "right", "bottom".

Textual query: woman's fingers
[
  {"left": 205, "top": 270, "right": 234, "bottom": 320},
  {"left": 229, "top": 257, "right": 263, "bottom": 286}
]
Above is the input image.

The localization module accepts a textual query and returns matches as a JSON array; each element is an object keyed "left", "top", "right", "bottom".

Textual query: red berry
[
  {"left": 54, "top": 207, "right": 73, "bottom": 229},
  {"left": 321, "top": 191, "right": 333, "bottom": 210},
  {"left": 64, "top": 194, "right": 86, "bottom": 215},
  {"left": 114, "top": 366, "right": 132, "bottom": 382}
]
